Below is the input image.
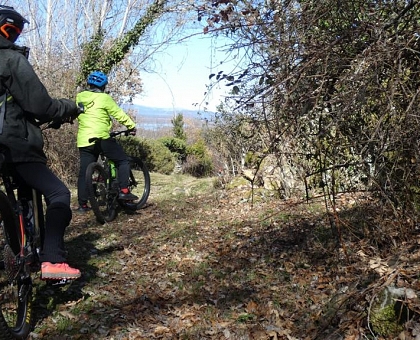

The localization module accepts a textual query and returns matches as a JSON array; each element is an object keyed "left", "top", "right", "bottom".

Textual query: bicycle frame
[
  {"left": 1, "top": 165, "right": 43, "bottom": 273},
  {"left": 0, "top": 157, "right": 44, "bottom": 340},
  {"left": 97, "top": 154, "right": 119, "bottom": 193}
]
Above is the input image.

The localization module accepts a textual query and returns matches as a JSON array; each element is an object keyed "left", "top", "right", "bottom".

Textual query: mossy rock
[
  {"left": 370, "top": 304, "right": 403, "bottom": 337},
  {"left": 370, "top": 286, "right": 410, "bottom": 337},
  {"left": 226, "top": 176, "right": 250, "bottom": 190}
]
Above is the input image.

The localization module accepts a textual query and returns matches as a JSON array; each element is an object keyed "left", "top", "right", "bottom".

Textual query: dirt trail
[{"left": 29, "top": 177, "right": 420, "bottom": 339}]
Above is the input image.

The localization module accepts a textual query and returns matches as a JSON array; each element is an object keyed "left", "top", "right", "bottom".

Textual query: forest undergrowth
[{"left": 27, "top": 173, "right": 420, "bottom": 340}]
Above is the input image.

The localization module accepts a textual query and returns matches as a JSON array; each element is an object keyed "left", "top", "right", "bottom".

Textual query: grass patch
[{"left": 150, "top": 172, "right": 216, "bottom": 202}]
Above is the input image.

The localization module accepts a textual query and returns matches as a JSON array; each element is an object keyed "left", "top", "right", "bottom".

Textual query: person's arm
[
  {"left": 6, "top": 51, "right": 77, "bottom": 123},
  {"left": 104, "top": 94, "right": 136, "bottom": 130}
]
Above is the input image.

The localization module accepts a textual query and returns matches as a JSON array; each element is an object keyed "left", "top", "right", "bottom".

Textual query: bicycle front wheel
[
  {"left": 0, "top": 191, "right": 33, "bottom": 340},
  {"left": 86, "top": 162, "right": 117, "bottom": 224},
  {"left": 124, "top": 157, "right": 150, "bottom": 211}
]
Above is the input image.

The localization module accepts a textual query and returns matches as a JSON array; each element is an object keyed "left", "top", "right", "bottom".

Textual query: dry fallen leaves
[{"left": 29, "top": 185, "right": 420, "bottom": 339}]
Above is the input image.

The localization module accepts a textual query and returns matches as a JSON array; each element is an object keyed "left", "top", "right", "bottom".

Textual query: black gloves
[
  {"left": 49, "top": 121, "right": 62, "bottom": 129},
  {"left": 48, "top": 102, "right": 84, "bottom": 129}
]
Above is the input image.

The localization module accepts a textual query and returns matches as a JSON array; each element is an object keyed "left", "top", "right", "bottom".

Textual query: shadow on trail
[
  {"left": 30, "top": 194, "right": 400, "bottom": 339},
  {"left": 29, "top": 206, "right": 156, "bottom": 339},
  {"left": 32, "top": 231, "right": 102, "bottom": 332},
  {"left": 98, "top": 197, "right": 397, "bottom": 339}
]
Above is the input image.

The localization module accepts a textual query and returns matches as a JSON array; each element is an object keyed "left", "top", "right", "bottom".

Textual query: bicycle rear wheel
[
  {"left": 0, "top": 191, "right": 33, "bottom": 340},
  {"left": 86, "top": 162, "right": 117, "bottom": 224},
  {"left": 124, "top": 157, "right": 150, "bottom": 211}
]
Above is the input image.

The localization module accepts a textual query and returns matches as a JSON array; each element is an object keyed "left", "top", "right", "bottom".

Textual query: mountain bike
[
  {"left": 0, "top": 110, "right": 83, "bottom": 340},
  {"left": 85, "top": 130, "right": 150, "bottom": 224},
  {"left": 0, "top": 152, "right": 73, "bottom": 339},
  {"left": 0, "top": 154, "right": 38, "bottom": 339}
]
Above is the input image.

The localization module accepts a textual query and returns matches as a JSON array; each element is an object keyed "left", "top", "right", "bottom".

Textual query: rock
[{"left": 370, "top": 286, "right": 417, "bottom": 337}]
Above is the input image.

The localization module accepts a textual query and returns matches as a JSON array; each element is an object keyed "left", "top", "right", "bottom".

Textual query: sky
[{"left": 133, "top": 32, "right": 234, "bottom": 113}]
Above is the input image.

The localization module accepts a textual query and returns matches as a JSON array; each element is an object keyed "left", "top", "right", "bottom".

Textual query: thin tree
[{"left": 171, "top": 113, "right": 187, "bottom": 141}]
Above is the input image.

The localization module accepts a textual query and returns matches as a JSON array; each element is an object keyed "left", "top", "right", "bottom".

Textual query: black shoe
[
  {"left": 76, "top": 204, "right": 91, "bottom": 213},
  {"left": 118, "top": 192, "right": 138, "bottom": 201}
]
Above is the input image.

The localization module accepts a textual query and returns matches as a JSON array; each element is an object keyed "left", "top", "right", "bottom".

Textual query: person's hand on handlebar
[
  {"left": 61, "top": 102, "right": 84, "bottom": 125},
  {"left": 47, "top": 103, "right": 85, "bottom": 129},
  {"left": 128, "top": 128, "right": 137, "bottom": 136},
  {"left": 77, "top": 102, "right": 85, "bottom": 115}
]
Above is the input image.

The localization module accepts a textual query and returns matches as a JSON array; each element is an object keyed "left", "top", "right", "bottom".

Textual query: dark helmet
[
  {"left": 0, "top": 5, "right": 29, "bottom": 43},
  {"left": 87, "top": 71, "right": 108, "bottom": 88}
]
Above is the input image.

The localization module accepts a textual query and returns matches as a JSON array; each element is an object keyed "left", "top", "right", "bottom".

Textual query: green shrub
[
  {"left": 183, "top": 139, "right": 214, "bottom": 177},
  {"left": 119, "top": 136, "right": 150, "bottom": 160},
  {"left": 147, "top": 139, "right": 176, "bottom": 174},
  {"left": 119, "top": 136, "right": 175, "bottom": 174},
  {"left": 244, "top": 151, "right": 259, "bottom": 167},
  {"left": 183, "top": 154, "right": 213, "bottom": 177},
  {"left": 171, "top": 113, "right": 187, "bottom": 141},
  {"left": 158, "top": 136, "right": 187, "bottom": 161}
]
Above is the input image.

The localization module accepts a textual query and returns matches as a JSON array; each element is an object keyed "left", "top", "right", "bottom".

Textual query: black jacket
[{"left": 0, "top": 35, "right": 77, "bottom": 163}]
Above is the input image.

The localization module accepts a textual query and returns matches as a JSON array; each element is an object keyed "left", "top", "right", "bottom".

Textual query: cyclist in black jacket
[{"left": 0, "top": 5, "right": 81, "bottom": 280}]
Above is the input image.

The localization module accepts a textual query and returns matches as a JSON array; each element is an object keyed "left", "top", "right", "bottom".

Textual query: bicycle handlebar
[
  {"left": 88, "top": 129, "right": 134, "bottom": 144},
  {"left": 110, "top": 130, "right": 133, "bottom": 138}
]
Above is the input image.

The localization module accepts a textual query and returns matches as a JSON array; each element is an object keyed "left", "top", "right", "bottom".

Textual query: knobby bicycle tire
[
  {"left": 86, "top": 162, "right": 117, "bottom": 224},
  {"left": 0, "top": 191, "right": 33, "bottom": 340},
  {"left": 124, "top": 157, "right": 150, "bottom": 211}
]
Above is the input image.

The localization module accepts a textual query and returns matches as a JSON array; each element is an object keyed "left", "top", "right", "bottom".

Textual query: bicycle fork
[
  {"left": 3, "top": 203, "right": 25, "bottom": 283},
  {"left": 4, "top": 197, "right": 37, "bottom": 283},
  {"left": 2, "top": 202, "right": 33, "bottom": 303}
]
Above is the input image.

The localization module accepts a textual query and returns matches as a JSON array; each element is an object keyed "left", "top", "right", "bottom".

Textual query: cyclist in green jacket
[{"left": 76, "top": 71, "right": 138, "bottom": 212}]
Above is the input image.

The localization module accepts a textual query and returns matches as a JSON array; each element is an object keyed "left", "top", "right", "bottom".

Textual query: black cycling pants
[
  {"left": 77, "top": 138, "right": 130, "bottom": 206},
  {"left": 12, "top": 162, "right": 72, "bottom": 263},
  {"left": 12, "top": 162, "right": 70, "bottom": 207}
]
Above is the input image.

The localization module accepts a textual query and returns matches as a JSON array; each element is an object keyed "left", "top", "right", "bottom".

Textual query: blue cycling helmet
[{"left": 87, "top": 71, "right": 108, "bottom": 88}]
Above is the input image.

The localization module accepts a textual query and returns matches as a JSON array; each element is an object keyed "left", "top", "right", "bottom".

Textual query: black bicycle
[
  {"left": 0, "top": 109, "right": 83, "bottom": 339},
  {"left": 85, "top": 130, "right": 150, "bottom": 224},
  {"left": 0, "top": 151, "right": 64, "bottom": 339}
]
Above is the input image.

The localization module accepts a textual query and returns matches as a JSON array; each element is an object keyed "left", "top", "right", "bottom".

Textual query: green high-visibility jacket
[{"left": 76, "top": 90, "right": 136, "bottom": 147}]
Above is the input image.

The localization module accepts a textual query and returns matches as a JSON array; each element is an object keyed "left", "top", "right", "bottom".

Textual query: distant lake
[{"left": 123, "top": 104, "right": 215, "bottom": 130}]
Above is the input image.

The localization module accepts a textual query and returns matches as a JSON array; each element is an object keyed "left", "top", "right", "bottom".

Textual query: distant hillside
[{"left": 123, "top": 104, "right": 215, "bottom": 130}]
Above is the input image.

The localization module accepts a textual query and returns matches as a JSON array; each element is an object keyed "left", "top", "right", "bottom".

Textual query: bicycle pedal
[{"left": 46, "top": 278, "right": 73, "bottom": 286}]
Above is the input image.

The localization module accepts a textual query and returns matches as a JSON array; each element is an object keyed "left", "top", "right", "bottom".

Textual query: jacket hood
[
  {"left": 0, "top": 36, "right": 29, "bottom": 57},
  {"left": 86, "top": 87, "right": 103, "bottom": 93},
  {"left": 77, "top": 90, "right": 101, "bottom": 100}
]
